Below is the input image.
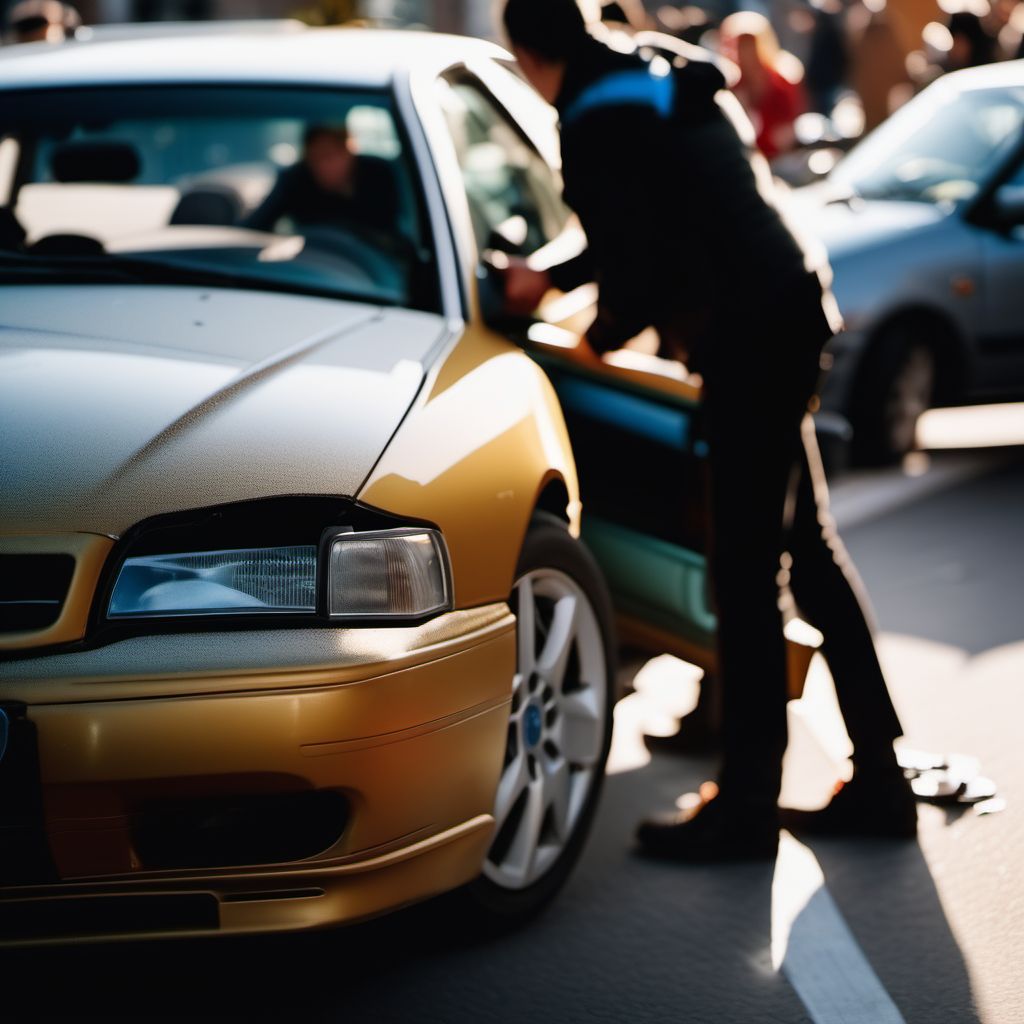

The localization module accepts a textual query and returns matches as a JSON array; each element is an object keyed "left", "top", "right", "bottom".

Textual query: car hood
[
  {"left": 0, "top": 285, "right": 449, "bottom": 536},
  {"left": 789, "top": 186, "right": 948, "bottom": 262}
]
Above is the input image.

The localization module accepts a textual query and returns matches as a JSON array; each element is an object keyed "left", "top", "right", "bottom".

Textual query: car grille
[
  {"left": 0, "top": 555, "right": 76, "bottom": 634},
  {"left": 132, "top": 790, "right": 351, "bottom": 871}
]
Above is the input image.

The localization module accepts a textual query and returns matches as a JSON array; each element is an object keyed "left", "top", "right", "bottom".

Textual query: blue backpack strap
[{"left": 561, "top": 67, "right": 677, "bottom": 127}]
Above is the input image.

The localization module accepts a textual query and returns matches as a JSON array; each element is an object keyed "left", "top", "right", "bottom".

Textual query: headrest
[
  {"left": 170, "top": 184, "right": 244, "bottom": 227},
  {"left": 51, "top": 141, "right": 141, "bottom": 183}
]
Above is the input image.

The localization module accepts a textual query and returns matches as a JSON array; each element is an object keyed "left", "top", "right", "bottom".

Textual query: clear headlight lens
[
  {"left": 108, "top": 546, "right": 317, "bottom": 618},
  {"left": 327, "top": 529, "right": 450, "bottom": 619},
  {"left": 105, "top": 529, "right": 452, "bottom": 623}
]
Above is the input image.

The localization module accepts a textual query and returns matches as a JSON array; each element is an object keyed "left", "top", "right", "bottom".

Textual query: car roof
[
  {"left": 942, "top": 57, "right": 1024, "bottom": 93},
  {"left": 0, "top": 27, "right": 509, "bottom": 91},
  {"left": 71, "top": 19, "right": 310, "bottom": 41}
]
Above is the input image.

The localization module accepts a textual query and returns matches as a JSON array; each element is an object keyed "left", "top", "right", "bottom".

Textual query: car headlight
[
  {"left": 326, "top": 529, "right": 450, "bottom": 619},
  {"left": 108, "top": 546, "right": 318, "bottom": 618},
  {"left": 107, "top": 529, "right": 451, "bottom": 622}
]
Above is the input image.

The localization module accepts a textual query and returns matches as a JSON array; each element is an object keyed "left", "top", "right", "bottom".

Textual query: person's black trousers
[{"left": 696, "top": 298, "right": 904, "bottom": 809}]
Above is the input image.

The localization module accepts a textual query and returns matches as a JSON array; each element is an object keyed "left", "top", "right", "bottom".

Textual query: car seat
[{"left": 170, "top": 183, "right": 245, "bottom": 227}]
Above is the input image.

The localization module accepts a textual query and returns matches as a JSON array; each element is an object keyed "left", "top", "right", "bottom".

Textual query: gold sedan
[{"left": 0, "top": 28, "right": 627, "bottom": 944}]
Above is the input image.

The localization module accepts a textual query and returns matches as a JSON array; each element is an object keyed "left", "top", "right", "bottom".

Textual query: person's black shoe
[
  {"left": 635, "top": 783, "right": 780, "bottom": 863},
  {"left": 779, "top": 774, "right": 917, "bottom": 840}
]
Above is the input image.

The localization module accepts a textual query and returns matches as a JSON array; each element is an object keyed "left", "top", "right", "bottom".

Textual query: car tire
[
  {"left": 459, "top": 514, "right": 617, "bottom": 928},
  {"left": 850, "top": 324, "right": 937, "bottom": 466}
]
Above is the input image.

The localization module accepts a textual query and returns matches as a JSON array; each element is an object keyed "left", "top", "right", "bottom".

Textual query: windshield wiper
[
  {"left": 0, "top": 250, "right": 139, "bottom": 283},
  {"left": 0, "top": 250, "right": 392, "bottom": 307}
]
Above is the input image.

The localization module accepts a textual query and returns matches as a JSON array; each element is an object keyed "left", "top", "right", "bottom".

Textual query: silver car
[{"left": 792, "top": 60, "right": 1024, "bottom": 463}]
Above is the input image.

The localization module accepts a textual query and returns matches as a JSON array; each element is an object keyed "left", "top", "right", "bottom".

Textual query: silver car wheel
[
  {"left": 884, "top": 343, "right": 935, "bottom": 456},
  {"left": 483, "top": 568, "right": 608, "bottom": 892}
]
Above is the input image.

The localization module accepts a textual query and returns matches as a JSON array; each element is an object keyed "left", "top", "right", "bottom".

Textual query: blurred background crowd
[
  {"left": 4, "top": 0, "right": 1024, "bottom": 184},
  {"left": 6, "top": 0, "right": 1024, "bottom": 467}
]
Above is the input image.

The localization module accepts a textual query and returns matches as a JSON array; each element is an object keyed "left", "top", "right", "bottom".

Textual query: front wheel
[
  {"left": 851, "top": 327, "right": 937, "bottom": 465},
  {"left": 465, "top": 517, "right": 617, "bottom": 925}
]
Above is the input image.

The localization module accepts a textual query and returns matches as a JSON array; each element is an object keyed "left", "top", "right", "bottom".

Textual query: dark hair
[
  {"left": 503, "top": 0, "right": 589, "bottom": 61},
  {"left": 303, "top": 123, "right": 349, "bottom": 149},
  {"left": 8, "top": 0, "right": 79, "bottom": 33},
  {"left": 947, "top": 12, "right": 996, "bottom": 67}
]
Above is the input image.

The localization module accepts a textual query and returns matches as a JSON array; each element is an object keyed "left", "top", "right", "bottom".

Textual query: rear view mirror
[
  {"left": 51, "top": 141, "right": 141, "bottom": 183},
  {"left": 477, "top": 258, "right": 506, "bottom": 327},
  {"left": 476, "top": 255, "right": 534, "bottom": 337},
  {"left": 990, "top": 183, "right": 1024, "bottom": 229}
]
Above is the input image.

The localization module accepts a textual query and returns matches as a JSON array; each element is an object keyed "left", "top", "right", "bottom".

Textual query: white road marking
[{"left": 772, "top": 832, "right": 906, "bottom": 1024}]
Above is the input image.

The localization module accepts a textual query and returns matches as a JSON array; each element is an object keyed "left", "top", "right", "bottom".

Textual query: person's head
[
  {"left": 946, "top": 12, "right": 994, "bottom": 69},
  {"left": 7, "top": 0, "right": 79, "bottom": 43},
  {"left": 303, "top": 124, "right": 357, "bottom": 193},
  {"left": 503, "top": 0, "right": 591, "bottom": 103},
  {"left": 719, "top": 10, "right": 781, "bottom": 76}
]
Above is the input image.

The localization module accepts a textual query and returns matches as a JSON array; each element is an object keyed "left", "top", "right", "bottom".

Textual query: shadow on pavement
[{"left": 809, "top": 836, "right": 982, "bottom": 1023}]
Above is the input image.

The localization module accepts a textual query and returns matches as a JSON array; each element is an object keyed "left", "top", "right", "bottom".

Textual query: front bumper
[{"left": 0, "top": 605, "right": 515, "bottom": 945}]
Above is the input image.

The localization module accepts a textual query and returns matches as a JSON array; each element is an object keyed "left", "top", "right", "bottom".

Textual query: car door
[{"left": 432, "top": 63, "right": 717, "bottom": 669}]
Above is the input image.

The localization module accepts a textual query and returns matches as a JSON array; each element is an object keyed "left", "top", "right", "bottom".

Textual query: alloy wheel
[
  {"left": 884, "top": 343, "right": 935, "bottom": 457},
  {"left": 483, "top": 568, "right": 608, "bottom": 891}
]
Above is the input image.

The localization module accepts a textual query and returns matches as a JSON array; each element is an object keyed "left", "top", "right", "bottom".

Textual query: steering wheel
[{"left": 297, "top": 223, "right": 407, "bottom": 291}]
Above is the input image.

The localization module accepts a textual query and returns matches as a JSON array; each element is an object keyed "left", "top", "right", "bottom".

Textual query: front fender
[{"left": 359, "top": 324, "right": 580, "bottom": 609}]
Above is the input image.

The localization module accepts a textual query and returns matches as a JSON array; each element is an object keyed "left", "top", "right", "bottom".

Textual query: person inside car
[
  {"left": 245, "top": 123, "right": 399, "bottom": 239},
  {"left": 5, "top": 0, "right": 80, "bottom": 44}
]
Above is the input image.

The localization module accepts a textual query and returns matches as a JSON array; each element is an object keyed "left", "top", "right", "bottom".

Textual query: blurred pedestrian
[
  {"left": 944, "top": 10, "right": 999, "bottom": 71},
  {"left": 719, "top": 10, "right": 807, "bottom": 159},
  {"left": 804, "top": 0, "right": 850, "bottom": 115},
  {"left": 848, "top": 2, "right": 911, "bottom": 130},
  {"left": 501, "top": 0, "right": 917, "bottom": 861},
  {"left": 4, "top": 0, "right": 79, "bottom": 43}
]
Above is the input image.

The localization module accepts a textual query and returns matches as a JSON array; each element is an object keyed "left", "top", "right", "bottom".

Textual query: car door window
[{"left": 435, "top": 73, "right": 570, "bottom": 256}]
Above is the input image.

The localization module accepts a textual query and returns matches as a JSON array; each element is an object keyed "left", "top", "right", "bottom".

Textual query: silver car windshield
[
  {"left": 831, "top": 83, "right": 1024, "bottom": 204},
  {"left": 0, "top": 86, "right": 440, "bottom": 311}
]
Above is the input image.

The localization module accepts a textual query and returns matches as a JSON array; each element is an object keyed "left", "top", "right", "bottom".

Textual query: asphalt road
[{"left": 8, "top": 443, "right": 1024, "bottom": 1024}]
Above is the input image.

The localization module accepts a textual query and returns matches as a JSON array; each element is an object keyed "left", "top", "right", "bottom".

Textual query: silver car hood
[
  {"left": 0, "top": 285, "right": 448, "bottom": 536},
  {"left": 790, "top": 188, "right": 946, "bottom": 262}
]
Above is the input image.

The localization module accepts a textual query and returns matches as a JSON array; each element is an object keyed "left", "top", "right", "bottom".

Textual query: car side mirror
[
  {"left": 474, "top": 216, "right": 532, "bottom": 329},
  {"left": 476, "top": 256, "right": 534, "bottom": 337},
  {"left": 989, "top": 183, "right": 1024, "bottom": 229},
  {"left": 477, "top": 257, "right": 507, "bottom": 326}
]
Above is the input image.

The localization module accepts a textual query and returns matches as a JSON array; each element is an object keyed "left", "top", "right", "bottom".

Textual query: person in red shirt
[{"left": 720, "top": 11, "right": 806, "bottom": 161}]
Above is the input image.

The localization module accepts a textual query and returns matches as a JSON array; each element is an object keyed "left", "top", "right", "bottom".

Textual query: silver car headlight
[
  {"left": 107, "top": 529, "right": 451, "bottom": 622},
  {"left": 108, "top": 546, "right": 319, "bottom": 618}
]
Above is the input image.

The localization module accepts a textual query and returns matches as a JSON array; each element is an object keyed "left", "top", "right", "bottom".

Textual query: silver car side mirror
[{"left": 991, "top": 183, "right": 1024, "bottom": 229}]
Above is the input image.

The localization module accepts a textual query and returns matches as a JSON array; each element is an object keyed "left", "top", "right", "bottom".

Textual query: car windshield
[
  {"left": 0, "top": 86, "right": 439, "bottom": 310},
  {"left": 831, "top": 82, "right": 1024, "bottom": 204}
]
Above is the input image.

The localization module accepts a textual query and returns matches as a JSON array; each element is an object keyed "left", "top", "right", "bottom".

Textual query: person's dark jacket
[
  {"left": 806, "top": 9, "right": 849, "bottom": 113},
  {"left": 548, "top": 37, "right": 834, "bottom": 356},
  {"left": 246, "top": 155, "right": 399, "bottom": 236}
]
